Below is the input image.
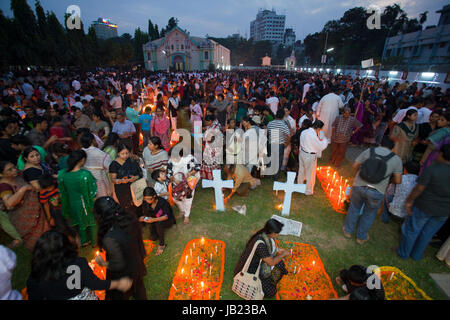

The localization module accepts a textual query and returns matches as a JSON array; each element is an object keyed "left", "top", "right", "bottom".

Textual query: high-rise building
[
  {"left": 91, "top": 18, "right": 118, "bottom": 40},
  {"left": 284, "top": 28, "right": 296, "bottom": 47},
  {"left": 250, "top": 9, "right": 286, "bottom": 43}
]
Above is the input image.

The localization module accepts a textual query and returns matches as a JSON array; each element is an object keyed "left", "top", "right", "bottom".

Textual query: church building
[{"left": 143, "top": 26, "right": 231, "bottom": 72}]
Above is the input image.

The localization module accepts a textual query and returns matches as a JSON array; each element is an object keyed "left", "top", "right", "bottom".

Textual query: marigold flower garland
[
  {"left": 168, "top": 238, "right": 225, "bottom": 300},
  {"left": 376, "top": 266, "right": 432, "bottom": 300},
  {"left": 275, "top": 241, "right": 338, "bottom": 300}
]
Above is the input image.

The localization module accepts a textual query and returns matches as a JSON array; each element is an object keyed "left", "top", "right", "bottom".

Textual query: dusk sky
[{"left": 0, "top": 0, "right": 447, "bottom": 41}]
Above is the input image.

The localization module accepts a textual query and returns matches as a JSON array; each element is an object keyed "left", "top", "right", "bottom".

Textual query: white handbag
[{"left": 232, "top": 240, "right": 265, "bottom": 300}]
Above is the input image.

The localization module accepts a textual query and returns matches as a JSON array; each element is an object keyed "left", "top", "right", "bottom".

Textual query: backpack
[{"left": 359, "top": 148, "right": 395, "bottom": 184}]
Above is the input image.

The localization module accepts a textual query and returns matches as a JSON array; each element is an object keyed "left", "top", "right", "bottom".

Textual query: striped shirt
[{"left": 267, "top": 119, "right": 290, "bottom": 145}]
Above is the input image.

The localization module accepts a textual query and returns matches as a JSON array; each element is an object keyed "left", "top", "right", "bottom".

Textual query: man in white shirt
[
  {"left": 298, "top": 120, "right": 329, "bottom": 195},
  {"left": 316, "top": 88, "right": 344, "bottom": 142},
  {"left": 302, "top": 79, "right": 312, "bottom": 103},
  {"left": 110, "top": 91, "right": 122, "bottom": 110},
  {"left": 266, "top": 91, "right": 279, "bottom": 115}
]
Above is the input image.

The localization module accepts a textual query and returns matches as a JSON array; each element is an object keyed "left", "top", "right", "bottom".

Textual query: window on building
[
  {"left": 181, "top": 44, "right": 184, "bottom": 50},
  {"left": 439, "top": 42, "right": 447, "bottom": 48},
  {"left": 171, "top": 45, "right": 174, "bottom": 50},
  {"left": 205, "top": 51, "right": 209, "bottom": 60}
]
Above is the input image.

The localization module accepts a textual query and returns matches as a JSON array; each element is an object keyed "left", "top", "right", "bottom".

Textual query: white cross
[
  {"left": 201, "top": 169, "right": 234, "bottom": 212},
  {"left": 273, "top": 171, "right": 306, "bottom": 216}
]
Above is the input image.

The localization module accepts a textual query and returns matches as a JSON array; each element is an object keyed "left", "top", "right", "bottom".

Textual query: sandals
[
  {"left": 183, "top": 217, "right": 190, "bottom": 225},
  {"left": 155, "top": 245, "right": 166, "bottom": 256}
]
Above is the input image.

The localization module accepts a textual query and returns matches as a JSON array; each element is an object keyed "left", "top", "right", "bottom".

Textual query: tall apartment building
[
  {"left": 91, "top": 18, "right": 118, "bottom": 40},
  {"left": 250, "top": 9, "right": 286, "bottom": 43}
]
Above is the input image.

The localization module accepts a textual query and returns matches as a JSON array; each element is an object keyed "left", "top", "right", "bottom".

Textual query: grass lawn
[{"left": 2, "top": 147, "right": 449, "bottom": 300}]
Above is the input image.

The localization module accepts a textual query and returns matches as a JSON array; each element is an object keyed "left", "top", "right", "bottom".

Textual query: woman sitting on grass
[
  {"left": 139, "top": 187, "right": 176, "bottom": 256},
  {"left": 233, "top": 219, "right": 290, "bottom": 298}
]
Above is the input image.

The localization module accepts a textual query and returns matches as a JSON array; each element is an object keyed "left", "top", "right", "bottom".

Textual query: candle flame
[
  {"left": 96, "top": 251, "right": 99, "bottom": 256},
  {"left": 181, "top": 268, "right": 184, "bottom": 275},
  {"left": 201, "top": 281, "right": 204, "bottom": 288},
  {"left": 276, "top": 204, "right": 283, "bottom": 210}
]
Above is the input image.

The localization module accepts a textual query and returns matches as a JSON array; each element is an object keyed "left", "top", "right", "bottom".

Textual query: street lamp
[{"left": 326, "top": 48, "right": 334, "bottom": 52}]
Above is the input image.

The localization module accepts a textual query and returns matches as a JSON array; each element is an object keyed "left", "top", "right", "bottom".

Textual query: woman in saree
[
  {"left": 233, "top": 219, "right": 290, "bottom": 298},
  {"left": 351, "top": 98, "right": 377, "bottom": 146},
  {"left": 390, "top": 109, "right": 419, "bottom": 163},
  {"left": 108, "top": 143, "right": 143, "bottom": 217},
  {"left": 142, "top": 136, "right": 169, "bottom": 186},
  {"left": 58, "top": 150, "right": 98, "bottom": 247},
  {"left": 150, "top": 106, "right": 171, "bottom": 150},
  {"left": 22, "top": 146, "right": 54, "bottom": 191},
  {"left": 0, "top": 161, "right": 50, "bottom": 251},
  {"left": 102, "top": 132, "right": 120, "bottom": 161},
  {"left": 420, "top": 112, "right": 450, "bottom": 172}
]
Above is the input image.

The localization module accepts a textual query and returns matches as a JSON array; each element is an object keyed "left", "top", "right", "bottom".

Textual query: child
[
  {"left": 38, "top": 173, "right": 65, "bottom": 230},
  {"left": 382, "top": 160, "right": 420, "bottom": 223},
  {"left": 151, "top": 169, "right": 169, "bottom": 200},
  {"left": 139, "top": 106, "right": 153, "bottom": 147},
  {"left": 334, "top": 265, "right": 385, "bottom": 300}
]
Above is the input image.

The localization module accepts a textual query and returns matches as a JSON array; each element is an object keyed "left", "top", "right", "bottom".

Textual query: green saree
[{"left": 58, "top": 169, "right": 97, "bottom": 245}]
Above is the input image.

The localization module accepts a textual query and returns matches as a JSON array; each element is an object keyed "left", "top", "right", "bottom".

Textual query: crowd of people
[{"left": 0, "top": 67, "right": 449, "bottom": 300}]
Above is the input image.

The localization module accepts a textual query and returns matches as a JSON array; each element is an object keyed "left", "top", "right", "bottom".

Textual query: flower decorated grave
[
  {"left": 168, "top": 238, "right": 225, "bottom": 300},
  {"left": 275, "top": 241, "right": 338, "bottom": 300},
  {"left": 376, "top": 266, "right": 432, "bottom": 300}
]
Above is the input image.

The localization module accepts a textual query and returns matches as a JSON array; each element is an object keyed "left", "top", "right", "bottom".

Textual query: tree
[
  {"left": 133, "top": 28, "right": 149, "bottom": 62},
  {"left": 419, "top": 11, "right": 428, "bottom": 25}
]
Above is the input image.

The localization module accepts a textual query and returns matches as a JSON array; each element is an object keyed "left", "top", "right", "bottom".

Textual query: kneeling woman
[
  {"left": 139, "top": 187, "right": 176, "bottom": 256},
  {"left": 234, "top": 219, "right": 290, "bottom": 298}
]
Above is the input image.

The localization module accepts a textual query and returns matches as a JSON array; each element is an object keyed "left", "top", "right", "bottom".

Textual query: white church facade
[{"left": 143, "top": 26, "right": 231, "bottom": 72}]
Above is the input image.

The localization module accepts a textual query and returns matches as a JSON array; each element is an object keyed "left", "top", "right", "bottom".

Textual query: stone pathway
[{"left": 429, "top": 273, "right": 450, "bottom": 299}]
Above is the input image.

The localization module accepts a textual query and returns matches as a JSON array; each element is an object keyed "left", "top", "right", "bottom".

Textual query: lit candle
[
  {"left": 96, "top": 251, "right": 99, "bottom": 256},
  {"left": 290, "top": 249, "right": 293, "bottom": 255},
  {"left": 201, "top": 237, "right": 205, "bottom": 245},
  {"left": 215, "top": 246, "right": 218, "bottom": 254},
  {"left": 193, "top": 243, "right": 196, "bottom": 249},
  {"left": 338, "top": 195, "right": 341, "bottom": 206},
  {"left": 209, "top": 265, "right": 212, "bottom": 275},
  {"left": 329, "top": 188, "right": 333, "bottom": 197},
  {"left": 198, "top": 256, "right": 200, "bottom": 264},
  {"left": 172, "top": 284, "right": 178, "bottom": 291},
  {"left": 390, "top": 272, "right": 395, "bottom": 280},
  {"left": 208, "top": 291, "right": 211, "bottom": 300},
  {"left": 210, "top": 253, "right": 212, "bottom": 262},
  {"left": 294, "top": 266, "right": 297, "bottom": 274},
  {"left": 185, "top": 255, "right": 188, "bottom": 264},
  {"left": 312, "top": 260, "right": 316, "bottom": 266},
  {"left": 326, "top": 183, "right": 330, "bottom": 190},
  {"left": 190, "top": 249, "right": 192, "bottom": 257},
  {"left": 181, "top": 268, "right": 184, "bottom": 276}
]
